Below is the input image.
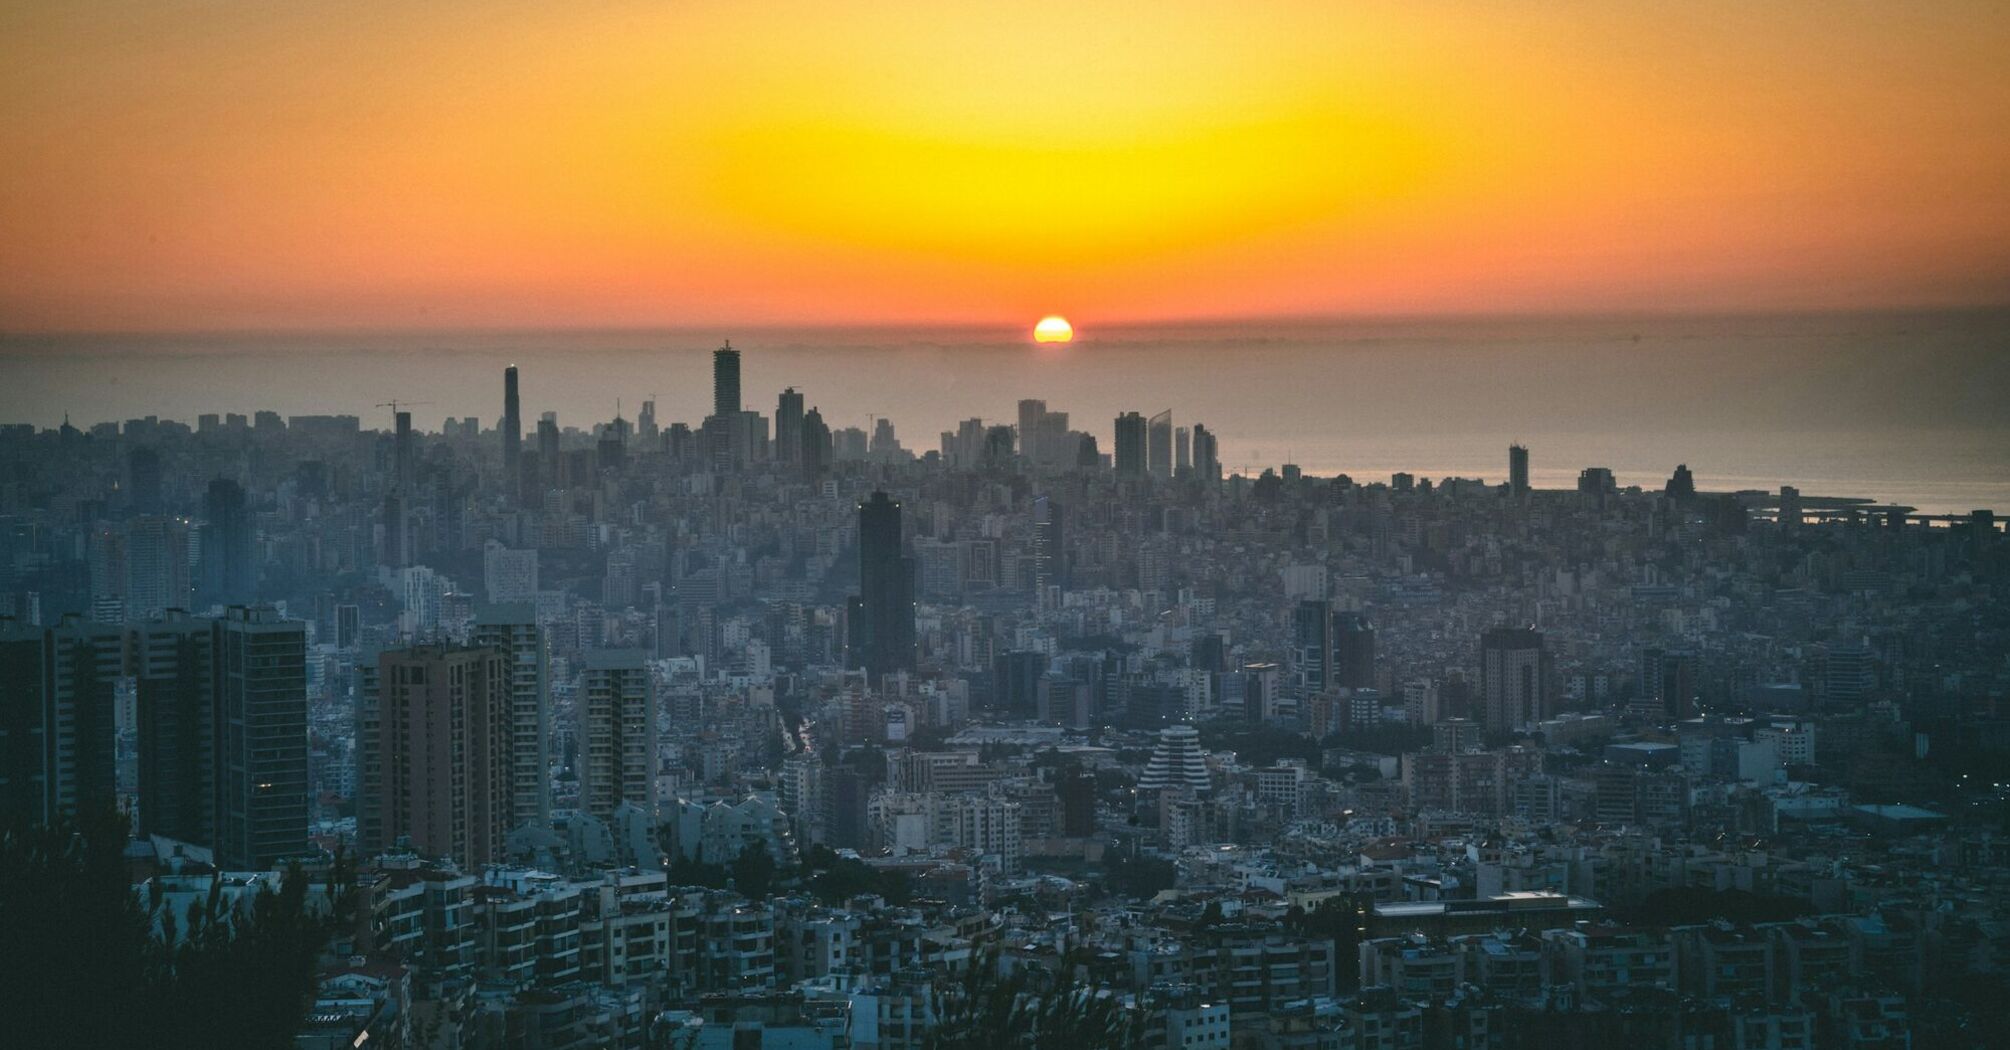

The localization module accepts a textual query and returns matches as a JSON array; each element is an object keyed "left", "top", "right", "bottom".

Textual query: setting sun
[{"left": 1033, "top": 316, "right": 1074, "bottom": 343}]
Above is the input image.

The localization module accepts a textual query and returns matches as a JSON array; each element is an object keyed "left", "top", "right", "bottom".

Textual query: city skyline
[{"left": 5, "top": 5, "right": 2008, "bottom": 1048}]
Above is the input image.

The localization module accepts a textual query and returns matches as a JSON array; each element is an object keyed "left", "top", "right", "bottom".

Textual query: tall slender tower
[
  {"left": 579, "top": 651, "right": 655, "bottom": 820},
  {"left": 776, "top": 388, "right": 805, "bottom": 466},
  {"left": 473, "top": 603, "right": 550, "bottom": 828},
  {"left": 1114, "top": 412, "right": 1147, "bottom": 477},
  {"left": 1147, "top": 410, "right": 1173, "bottom": 480},
  {"left": 1509, "top": 444, "right": 1529, "bottom": 497},
  {"left": 502, "top": 365, "right": 522, "bottom": 492},
  {"left": 852, "top": 491, "right": 915, "bottom": 680},
  {"left": 713, "top": 341, "right": 741, "bottom": 418}
]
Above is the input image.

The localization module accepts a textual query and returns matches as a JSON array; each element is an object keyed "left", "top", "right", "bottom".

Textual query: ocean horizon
[{"left": 5, "top": 309, "right": 2006, "bottom": 515}]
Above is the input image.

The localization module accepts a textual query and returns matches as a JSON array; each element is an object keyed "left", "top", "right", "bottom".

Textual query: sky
[{"left": 3, "top": 1, "right": 2008, "bottom": 331}]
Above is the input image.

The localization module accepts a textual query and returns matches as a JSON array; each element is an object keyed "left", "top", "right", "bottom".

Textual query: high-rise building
[
  {"left": 1137, "top": 724, "right": 1212, "bottom": 796},
  {"left": 1018, "top": 399, "right": 1047, "bottom": 465},
  {"left": 1509, "top": 444, "right": 1530, "bottom": 496},
  {"left": 1031, "top": 495, "right": 1066, "bottom": 595},
  {"left": 776, "top": 388, "right": 804, "bottom": 465},
  {"left": 801, "top": 406, "right": 831, "bottom": 480},
  {"left": 483, "top": 540, "right": 539, "bottom": 603},
  {"left": 1175, "top": 426, "right": 1191, "bottom": 475},
  {"left": 0, "top": 615, "right": 123, "bottom": 826},
  {"left": 365, "top": 645, "right": 512, "bottom": 868},
  {"left": 199, "top": 477, "right": 256, "bottom": 607},
  {"left": 502, "top": 365, "right": 522, "bottom": 493},
  {"left": 1665, "top": 463, "right": 1695, "bottom": 501},
  {"left": 713, "top": 341, "right": 741, "bottom": 418},
  {"left": 213, "top": 606, "right": 308, "bottom": 869},
  {"left": 127, "top": 445, "right": 163, "bottom": 515},
  {"left": 1481, "top": 627, "right": 1551, "bottom": 734},
  {"left": 473, "top": 604, "right": 550, "bottom": 829},
  {"left": 125, "top": 515, "right": 192, "bottom": 622},
  {"left": 1633, "top": 647, "right": 1697, "bottom": 721},
  {"left": 579, "top": 650, "right": 656, "bottom": 820},
  {"left": 1293, "top": 600, "right": 1332, "bottom": 696},
  {"left": 1114, "top": 412, "right": 1147, "bottom": 477},
  {"left": 994, "top": 650, "right": 1045, "bottom": 718},
  {"left": 394, "top": 410, "right": 415, "bottom": 488},
  {"left": 1332, "top": 612, "right": 1377, "bottom": 691},
  {"left": 851, "top": 491, "right": 915, "bottom": 680},
  {"left": 1147, "top": 410, "right": 1173, "bottom": 480},
  {"left": 133, "top": 611, "right": 219, "bottom": 848},
  {"left": 1191, "top": 423, "right": 1220, "bottom": 483}
]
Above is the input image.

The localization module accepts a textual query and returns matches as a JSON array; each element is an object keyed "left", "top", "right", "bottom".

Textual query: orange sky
[{"left": 3, "top": 1, "right": 2008, "bottom": 331}]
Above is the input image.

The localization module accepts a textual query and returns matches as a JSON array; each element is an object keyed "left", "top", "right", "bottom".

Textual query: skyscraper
[
  {"left": 132, "top": 608, "right": 307, "bottom": 868},
  {"left": 1332, "top": 612, "right": 1377, "bottom": 691},
  {"left": 801, "top": 405, "right": 831, "bottom": 480},
  {"left": 364, "top": 645, "right": 512, "bottom": 868},
  {"left": 125, "top": 515, "right": 191, "bottom": 621},
  {"left": 1509, "top": 444, "right": 1529, "bottom": 496},
  {"left": 1481, "top": 627, "right": 1551, "bottom": 734},
  {"left": 0, "top": 615, "right": 122, "bottom": 826},
  {"left": 199, "top": 477, "right": 255, "bottom": 607},
  {"left": 776, "top": 387, "right": 804, "bottom": 466},
  {"left": 1032, "top": 495, "right": 1065, "bottom": 595},
  {"left": 127, "top": 445, "right": 163, "bottom": 516},
  {"left": 852, "top": 491, "right": 915, "bottom": 680},
  {"left": 394, "top": 410, "right": 414, "bottom": 488},
  {"left": 1191, "top": 423, "right": 1220, "bottom": 483},
  {"left": 1293, "top": 600, "right": 1332, "bottom": 696},
  {"left": 1018, "top": 399, "right": 1047, "bottom": 465},
  {"left": 579, "top": 650, "right": 656, "bottom": 820},
  {"left": 713, "top": 340, "right": 741, "bottom": 418},
  {"left": 133, "top": 611, "right": 218, "bottom": 848},
  {"left": 1114, "top": 412, "right": 1147, "bottom": 477},
  {"left": 213, "top": 606, "right": 308, "bottom": 869},
  {"left": 502, "top": 365, "right": 522, "bottom": 492},
  {"left": 1147, "top": 410, "right": 1173, "bottom": 480},
  {"left": 473, "top": 603, "right": 550, "bottom": 828}
]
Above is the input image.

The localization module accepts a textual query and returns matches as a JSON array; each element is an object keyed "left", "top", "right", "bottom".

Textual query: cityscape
[
  {"left": 5, "top": 3, "right": 2010, "bottom": 1050},
  {"left": 4, "top": 340, "right": 2006, "bottom": 1048}
]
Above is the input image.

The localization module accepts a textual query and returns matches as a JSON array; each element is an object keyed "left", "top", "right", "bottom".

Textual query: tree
[
  {"left": 1103, "top": 856, "right": 1176, "bottom": 900},
  {"left": 1287, "top": 893, "right": 1370, "bottom": 989},
  {"left": 730, "top": 841, "right": 779, "bottom": 898},
  {"left": 1, "top": 809, "right": 339, "bottom": 1050}
]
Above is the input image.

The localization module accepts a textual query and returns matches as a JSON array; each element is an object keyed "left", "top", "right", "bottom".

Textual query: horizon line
[{"left": 4, "top": 302, "right": 2009, "bottom": 342}]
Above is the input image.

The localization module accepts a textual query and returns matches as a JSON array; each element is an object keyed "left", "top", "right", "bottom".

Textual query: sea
[{"left": 3, "top": 310, "right": 2006, "bottom": 516}]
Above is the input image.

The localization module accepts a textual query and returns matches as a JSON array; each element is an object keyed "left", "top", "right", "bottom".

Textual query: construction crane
[{"left": 375, "top": 400, "right": 433, "bottom": 426}]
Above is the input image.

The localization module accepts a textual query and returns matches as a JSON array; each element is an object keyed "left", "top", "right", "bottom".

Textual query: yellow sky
[{"left": 3, "top": 1, "right": 2007, "bottom": 330}]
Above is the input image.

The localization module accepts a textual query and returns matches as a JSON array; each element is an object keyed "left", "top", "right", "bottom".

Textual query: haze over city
[{"left": 3, "top": 4, "right": 2009, "bottom": 1050}]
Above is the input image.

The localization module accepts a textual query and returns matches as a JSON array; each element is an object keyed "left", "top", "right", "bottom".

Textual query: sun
[{"left": 1033, "top": 315, "right": 1074, "bottom": 343}]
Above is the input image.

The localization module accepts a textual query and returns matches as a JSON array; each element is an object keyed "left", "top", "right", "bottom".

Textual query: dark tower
[
  {"left": 200, "top": 477, "right": 255, "bottom": 606},
  {"left": 776, "top": 388, "right": 804, "bottom": 466},
  {"left": 1114, "top": 412, "right": 1147, "bottom": 477},
  {"left": 852, "top": 491, "right": 915, "bottom": 680},
  {"left": 713, "top": 341, "right": 741, "bottom": 419},
  {"left": 802, "top": 406, "right": 831, "bottom": 481},
  {"left": 502, "top": 365, "right": 522, "bottom": 493},
  {"left": 128, "top": 446, "right": 163, "bottom": 515},
  {"left": 394, "top": 410, "right": 414, "bottom": 488},
  {"left": 1509, "top": 444, "right": 1529, "bottom": 496},
  {"left": 1332, "top": 612, "right": 1377, "bottom": 691},
  {"left": 1293, "top": 600, "right": 1331, "bottom": 696},
  {"left": 1032, "top": 496, "right": 1066, "bottom": 594}
]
